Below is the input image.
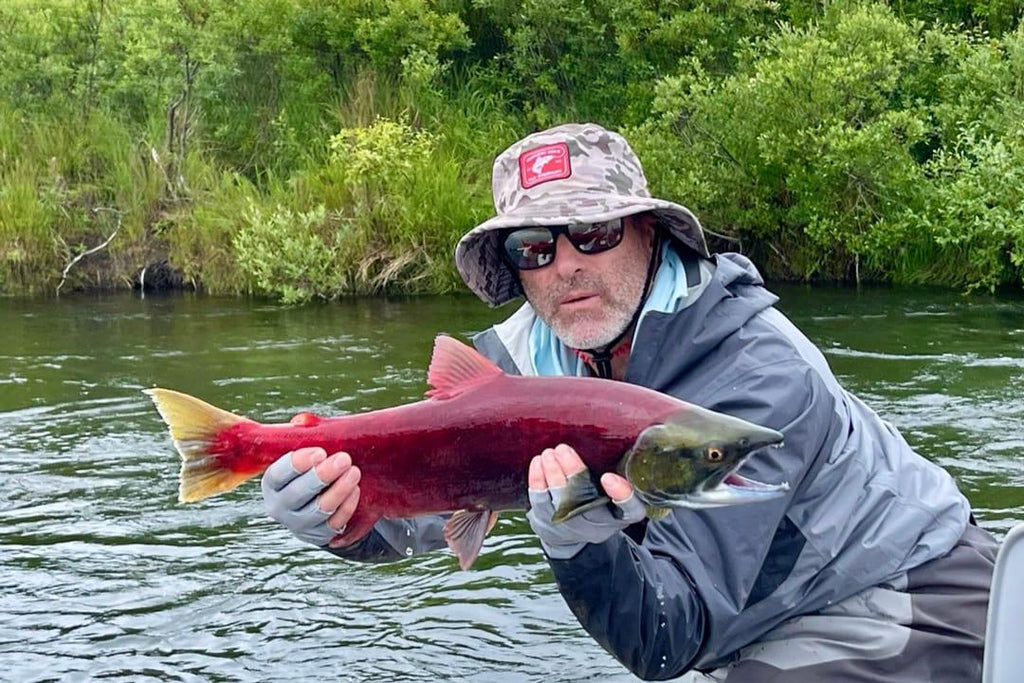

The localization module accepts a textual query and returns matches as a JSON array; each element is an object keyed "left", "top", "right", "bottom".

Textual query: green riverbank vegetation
[{"left": 1, "top": 0, "right": 1021, "bottom": 300}]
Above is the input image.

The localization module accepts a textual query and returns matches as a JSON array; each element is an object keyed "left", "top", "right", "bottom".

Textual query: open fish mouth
[
  {"left": 723, "top": 470, "right": 787, "bottom": 491},
  {"left": 633, "top": 468, "right": 790, "bottom": 510},
  {"left": 683, "top": 468, "right": 790, "bottom": 508}
]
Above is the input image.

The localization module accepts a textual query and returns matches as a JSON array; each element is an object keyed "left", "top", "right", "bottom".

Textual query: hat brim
[{"left": 455, "top": 193, "right": 709, "bottom": 307}]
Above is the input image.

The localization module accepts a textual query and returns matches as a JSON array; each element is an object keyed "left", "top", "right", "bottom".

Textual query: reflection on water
[{"left": 1, "top": 287, "right": 1022, "bottom": 681}]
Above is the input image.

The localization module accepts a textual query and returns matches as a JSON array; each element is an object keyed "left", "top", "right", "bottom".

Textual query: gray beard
[
  {"left": 521, "top": 230, "right": 656, "bottom": 352},
  {"left": 526, "top": 272, "right": 646, "bottom": 351},
  {"left": 545, "top": 306, "right": 635, "bottom": 350}
]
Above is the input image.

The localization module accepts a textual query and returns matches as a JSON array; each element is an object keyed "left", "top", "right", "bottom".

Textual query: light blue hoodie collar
[{"left": 528, "top": 247, "right": 691, "bottom": 377}]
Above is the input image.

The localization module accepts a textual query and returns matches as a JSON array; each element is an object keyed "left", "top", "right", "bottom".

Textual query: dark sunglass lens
[
  {"left": 503, "top": 227, "right": 556, "bottom": 270},
  {"left": 567, "top": 218, "right": 624, "bottom": 254}
]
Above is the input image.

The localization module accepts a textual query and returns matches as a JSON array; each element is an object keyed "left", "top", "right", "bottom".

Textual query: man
[{"left": 262, "top": 123, "right": 998, "bottom": 680}]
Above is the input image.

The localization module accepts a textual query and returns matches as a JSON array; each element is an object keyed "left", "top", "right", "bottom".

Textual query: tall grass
[
  {"left": 0, "top": 107, "right": 168, "bottom": 293},
  {"left": 157, "top": 67, "right": 520, "bottom": 303}
]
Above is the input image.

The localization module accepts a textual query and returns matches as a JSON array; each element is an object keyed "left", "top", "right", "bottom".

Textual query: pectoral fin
[
  {"left": 443, "top": 509, "right": 498, "bottom": 570},
  {"left": 551, "top": 468, "right": 610, "bottom": 523},
  {"left": 645, "top": 505, "right": 671, "bottom": 521}
]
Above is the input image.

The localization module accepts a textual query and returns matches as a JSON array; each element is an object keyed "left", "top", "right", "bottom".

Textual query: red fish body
[
  {"left": 148, "top": 335, "right": 786, "bottom": 568},
  {"left": 219, "top": 373, "right": 684, "bottom": 538}
]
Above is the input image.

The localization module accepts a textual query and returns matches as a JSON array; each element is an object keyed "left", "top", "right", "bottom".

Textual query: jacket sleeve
[
  {"left": 549, "top": 535, "right": 707, "bottom": 679},
  {"left": 322, "top": 516, "right": 449, "bottom": 563},
  {"left": 547, "top": 361, "right": 840, "bottom": 679}
]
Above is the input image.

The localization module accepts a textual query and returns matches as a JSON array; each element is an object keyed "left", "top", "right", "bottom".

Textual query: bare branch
[
  {"left": 767, "top": 241, "right": 791, "bottom": 271},
  {"left": 704, "top": 227, "right": 741, "bottom": 243},
  {"left": 56, "top": 210, "right": 122, "bottom": 297}
]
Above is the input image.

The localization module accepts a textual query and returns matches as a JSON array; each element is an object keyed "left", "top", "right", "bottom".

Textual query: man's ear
[{"left": 631, "top": 212, "right": 658, "bottom": 250}]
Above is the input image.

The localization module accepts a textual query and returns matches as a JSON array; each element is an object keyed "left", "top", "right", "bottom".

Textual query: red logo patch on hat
[{"left": 519, "top": 142, "right": 571, "bottom": 189}]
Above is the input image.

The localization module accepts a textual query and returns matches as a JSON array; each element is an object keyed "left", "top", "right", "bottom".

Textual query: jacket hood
[{"left": 626, "top": 252, "right": 779, "bottom": 390}]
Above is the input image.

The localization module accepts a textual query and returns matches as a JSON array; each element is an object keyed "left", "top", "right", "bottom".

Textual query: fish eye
[{"left": 707, "top": 447, "right": 724, "bottom": 462}]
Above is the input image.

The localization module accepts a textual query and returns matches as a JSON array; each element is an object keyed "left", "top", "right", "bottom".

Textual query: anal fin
[{"left": 444, "top": 509, "right": 498, "bottom": 570}]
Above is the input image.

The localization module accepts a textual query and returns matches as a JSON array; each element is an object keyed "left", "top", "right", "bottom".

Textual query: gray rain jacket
[{"left": 331, "top": 251, "right": 971, "bottom": 679}]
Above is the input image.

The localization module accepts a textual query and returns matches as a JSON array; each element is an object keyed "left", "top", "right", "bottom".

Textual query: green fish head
[{"left": 623, "top": 405, "right": 787, "bottom": 509}]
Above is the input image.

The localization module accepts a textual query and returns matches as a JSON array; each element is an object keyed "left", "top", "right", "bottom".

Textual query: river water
[{"left": 1, "top": 287, "right": 1022, "bottom": 681}]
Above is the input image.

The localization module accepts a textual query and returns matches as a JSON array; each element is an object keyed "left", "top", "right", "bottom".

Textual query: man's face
[{"left": 518, "top": 214, "right": 655, "bottom": 350}]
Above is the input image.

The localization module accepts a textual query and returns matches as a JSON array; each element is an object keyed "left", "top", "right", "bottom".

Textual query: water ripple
[{"left": 1, "top": 290, "right": 1020, "bottom": 681}]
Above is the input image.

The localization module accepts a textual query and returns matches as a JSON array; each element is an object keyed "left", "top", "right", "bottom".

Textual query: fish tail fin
[{"left": 144, "top": 388, "right": 253, "bottom": 503}]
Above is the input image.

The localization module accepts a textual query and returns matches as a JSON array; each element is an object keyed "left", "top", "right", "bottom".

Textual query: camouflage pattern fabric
[{"left": 455, "top": 122, "right": 709, "bottom": 307}]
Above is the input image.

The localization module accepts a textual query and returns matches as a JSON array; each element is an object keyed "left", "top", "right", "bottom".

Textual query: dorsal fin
[{"left": 426, "top": 334, "right": 503, "bottom": 400}]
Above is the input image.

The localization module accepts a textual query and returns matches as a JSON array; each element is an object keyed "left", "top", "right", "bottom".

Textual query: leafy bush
[
  {"left": 233, "top": 203, "right": 340, "bottom": 303},
  {"left": 0, "top": 0, "right": 1020, "bottom": 296},
  {"left": 892, "top": 0, "right": 1021, "bottom": 36},
  {"left": 890, "top": 126, "right": 1024, "bottom": 290},
  {"left": 633, "top": 3, "right": 1023, "bottom": 288},
  {"left": 636, "top": 4, "right": 932, "bottom": 279},
  {"left": 227, "top": 117, "right": 493, "bottom": 302},
  {"left": 472, "top": 0, "right": 782, "bottom": 126}
]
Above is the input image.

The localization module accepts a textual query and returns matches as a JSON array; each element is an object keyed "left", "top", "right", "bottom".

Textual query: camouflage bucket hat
[{"left": 455, "top": 122, "right": 709, "bottom": 307}]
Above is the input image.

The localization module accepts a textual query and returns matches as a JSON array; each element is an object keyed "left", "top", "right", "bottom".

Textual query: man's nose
[{"left": 552, "top": 234, "right": 586, "bottom": 276}]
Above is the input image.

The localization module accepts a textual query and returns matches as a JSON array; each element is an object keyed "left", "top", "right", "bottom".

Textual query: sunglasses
[{"left": 501, "top": 218, "right": 626, "bottom": 271}]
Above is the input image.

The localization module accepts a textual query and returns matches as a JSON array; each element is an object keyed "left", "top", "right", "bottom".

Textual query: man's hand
[
  {"left": 261, "top": 447, "right": 361, "bottom": 548},
  {"left": 526, "top": 443, "right": 646, "bottom": 560}
]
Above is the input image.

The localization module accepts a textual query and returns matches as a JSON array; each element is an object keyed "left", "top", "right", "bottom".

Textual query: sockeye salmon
[{"left": 146, "top": 335, "right": 787, "bottom": 569}]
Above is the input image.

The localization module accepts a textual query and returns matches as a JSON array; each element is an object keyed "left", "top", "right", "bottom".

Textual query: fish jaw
[
  {"left": 648, "top": 468, "right": 791, "bottom": 509},
  {"left": 623, "top": 405, "right": 787, "bottom": 511}
]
